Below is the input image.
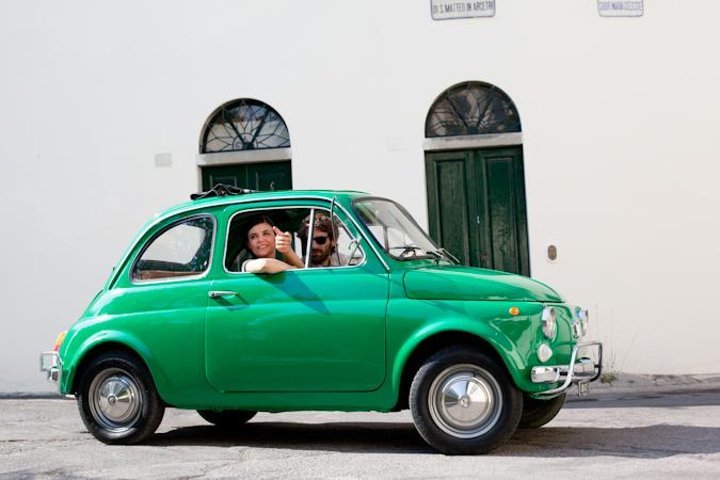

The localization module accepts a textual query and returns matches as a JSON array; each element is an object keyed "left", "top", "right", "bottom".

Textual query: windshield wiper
[
  {"left": 435, "top": 248, "right": 460, "bottom": 264},
  {"left": 389, "top": 246, "right": 434, "bottom": 259}
]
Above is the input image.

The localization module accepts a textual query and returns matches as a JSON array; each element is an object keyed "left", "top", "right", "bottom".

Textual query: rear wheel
[
  {"left": 77, "top": 352, "right": 165, "bottom": 444},
  {"left": 409, "top": 347, "right": 523, "bottom": 455},
  {"left": 519, "top": 393, "right": 566, "bottom": 429},
  {"left": 197, "top": 409, "right": 257, "bottom": 429}
]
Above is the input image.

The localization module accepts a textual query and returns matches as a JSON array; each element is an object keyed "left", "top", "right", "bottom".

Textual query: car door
[{"left": 205, "top": 203, "right": 389, "bottom": 392}]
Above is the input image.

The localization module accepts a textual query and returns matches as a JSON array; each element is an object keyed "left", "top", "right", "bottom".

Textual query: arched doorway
[
  {"left": 197, "top": 98, "right": 292, "bottom": 191},
  {"left": 424, "top": 81, "right": 529, "bottom": 276}
]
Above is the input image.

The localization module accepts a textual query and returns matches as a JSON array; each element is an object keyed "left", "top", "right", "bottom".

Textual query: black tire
[
  {"left": 519, "top": 393, "right": 566, "bottom": 429},
  {"left": 197, "top": 409, "right": 257, "bottom": 429},
  {"left": 409, "top": 347, "right": 523, "bottom": 455},
  {"left": 77, "top": 351, "right": 165, "bottom": 444}
]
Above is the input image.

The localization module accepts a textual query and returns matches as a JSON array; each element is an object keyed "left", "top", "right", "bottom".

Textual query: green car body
[{"left": 41, "top": 188, "right": 602, "bottom": 454}]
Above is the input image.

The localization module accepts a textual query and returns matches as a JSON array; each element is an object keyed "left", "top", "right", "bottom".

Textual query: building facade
[{"left": 1, "top": 0, "right": 719, "bottom": 392}]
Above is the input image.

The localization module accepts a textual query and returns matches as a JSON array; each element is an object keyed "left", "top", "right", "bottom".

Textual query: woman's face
[{"left": 247, "top": 222, "right": 276, "bottom": 258}]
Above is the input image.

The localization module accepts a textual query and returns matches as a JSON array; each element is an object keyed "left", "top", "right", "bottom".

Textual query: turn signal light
[
  {"left": 509, "top": 307, "right": 520, "bottom": 316},
  {"left": 53, "top": 331, "right": 67, "bottom": 352}
]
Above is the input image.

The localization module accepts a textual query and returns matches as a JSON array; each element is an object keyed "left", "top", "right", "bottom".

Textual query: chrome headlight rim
[{"left": 541, "top": 306, "right": 557, "bottom": 340}]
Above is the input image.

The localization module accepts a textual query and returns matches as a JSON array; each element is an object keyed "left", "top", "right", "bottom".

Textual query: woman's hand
[
  {"left": 273, "top": 226, "right": 304, "bottom": 268},
  {"left": 274, "top": 226, "right": 292, "bottom": 253}
]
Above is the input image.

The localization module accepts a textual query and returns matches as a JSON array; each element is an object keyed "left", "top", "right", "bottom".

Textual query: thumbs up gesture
[{"left": 274, "top": 226, "right": 292, "bottom": 253}]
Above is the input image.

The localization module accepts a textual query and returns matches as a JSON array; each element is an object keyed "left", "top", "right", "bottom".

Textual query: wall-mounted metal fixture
[{"left": 547, "top": 244, "right": 558, "bottom": 262}]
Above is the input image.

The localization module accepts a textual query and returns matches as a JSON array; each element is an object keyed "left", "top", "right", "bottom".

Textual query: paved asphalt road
[{"left": 1, "top": 387, "right": 720, "bottom": 479}]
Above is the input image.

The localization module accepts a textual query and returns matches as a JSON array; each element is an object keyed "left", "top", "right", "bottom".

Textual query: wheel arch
[{"left": 391, "top": 326, "right": 524, "bottom": 411}]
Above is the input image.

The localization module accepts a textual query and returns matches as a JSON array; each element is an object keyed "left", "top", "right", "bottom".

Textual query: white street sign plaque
[
  {"left": 597, "top": 1, "right": 643, "bottom": 17},
  {"left": 431, "top": 0, "right": 496, "bottom": 20}
]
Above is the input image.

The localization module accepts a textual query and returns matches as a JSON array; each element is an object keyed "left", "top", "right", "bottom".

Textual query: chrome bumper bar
[
  {"left": 530, "top": 341, "right": 603, "bottom": 399},
  {"left": 39, "top": 351, "right": 62, "bottom": 384}
]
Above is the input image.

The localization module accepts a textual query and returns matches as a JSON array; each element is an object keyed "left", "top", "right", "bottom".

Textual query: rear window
[{"left": 132, "top": 216, "right": 214, "bottom": 282}]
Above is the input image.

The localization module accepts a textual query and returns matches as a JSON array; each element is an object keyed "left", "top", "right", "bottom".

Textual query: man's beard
[{"left": 311, "top": 249, "right": 330, "bottom": 265}]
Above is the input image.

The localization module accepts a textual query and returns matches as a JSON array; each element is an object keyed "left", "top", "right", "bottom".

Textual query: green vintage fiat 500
[{"left": 40, "top": 186, "right": 601, "bottom": 455}]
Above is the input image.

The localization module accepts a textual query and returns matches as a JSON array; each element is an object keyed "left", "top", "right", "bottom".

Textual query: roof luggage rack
[{"left": 190, "top": 184, "right": 256, "bottom": 200}]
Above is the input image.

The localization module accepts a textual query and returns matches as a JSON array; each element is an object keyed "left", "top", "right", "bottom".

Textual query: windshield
[{"left": 354, "top": 198, "right": 445, "bottom": 261}]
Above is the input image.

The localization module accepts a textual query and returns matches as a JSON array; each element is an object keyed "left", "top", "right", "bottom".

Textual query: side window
[
  {"left": 224, "top": 207, "right": 365, "bottom": 272},
  {"left": 225, "top": 208, "right": 312, "bottom": 272},
  {"left": 132, "top": 216, "right": 214, "bottom": 282}
]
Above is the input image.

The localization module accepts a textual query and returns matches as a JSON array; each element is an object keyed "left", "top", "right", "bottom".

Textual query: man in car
[{"left": 298, "top": 212, "right": 345, "bottom": 268}]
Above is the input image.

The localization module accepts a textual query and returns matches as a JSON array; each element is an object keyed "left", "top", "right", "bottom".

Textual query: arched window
[
  {"left": 201, "top": 98, "right": 290, "bottom": 153},
  {"left": 197, "top": 98, "right": 293, "bottom": 192},
  {"left": 425, "top": 82, "right": 521, "bottom": 138}
]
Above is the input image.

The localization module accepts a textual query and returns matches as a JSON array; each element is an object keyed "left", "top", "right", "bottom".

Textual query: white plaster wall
[{"left": 0, "top": 0, "right": 717, "bottom": 392}]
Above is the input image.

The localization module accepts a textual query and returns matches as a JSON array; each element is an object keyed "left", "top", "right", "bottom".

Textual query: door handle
[{"left": 208, "top": 290, "right": 238, "bottom": 299}]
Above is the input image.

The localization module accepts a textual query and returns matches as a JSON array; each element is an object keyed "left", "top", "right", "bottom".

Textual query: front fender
[{"left": 390, "top": 316, "right": 527, "bottom": 396}]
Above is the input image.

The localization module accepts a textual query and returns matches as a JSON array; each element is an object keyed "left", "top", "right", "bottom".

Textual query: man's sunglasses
[{"left": 312, "top": 236, "right": 329, "bottom": 245}]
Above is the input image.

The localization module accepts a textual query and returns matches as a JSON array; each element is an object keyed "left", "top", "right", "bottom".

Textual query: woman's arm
[{"left": 243, "top": 258, "right": 294, "bottom": 274}]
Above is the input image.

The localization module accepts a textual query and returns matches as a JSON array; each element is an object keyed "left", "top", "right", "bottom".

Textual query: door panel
[
  {"left": 201, "top": 161, "right": 292, "bottom": 191},
  {"left": 205, "top": 206, "right": 388, "bottom": 393},
  {"left": 426, "top": 152, "right": 473, "bottom": 265},
  {"left": 247, "top": 162, "right": 292, "bottom": 191},
  {"left": 205, "top": 265, "right": 388, "bottom": 392},
  {"left": 426, "top": 147, "right": 530, "bottom": 276},
  {"left": 486, "top": 157, "right": 519, "bottom": 273}
]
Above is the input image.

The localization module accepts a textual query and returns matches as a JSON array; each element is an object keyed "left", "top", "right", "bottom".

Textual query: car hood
[{"left": 403, "top": 266, "right": 563, "bottom": 302}]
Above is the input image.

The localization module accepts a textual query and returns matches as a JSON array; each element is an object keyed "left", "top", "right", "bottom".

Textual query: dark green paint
[
  {"left": 201, "top": 161, "right": 292, "bottom": 192},
  {"left": 426, "top": 147, "right": 530, "bottom": 276}
]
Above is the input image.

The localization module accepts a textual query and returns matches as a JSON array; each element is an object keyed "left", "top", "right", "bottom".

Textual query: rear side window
[{"left": 132, "top": 216, "right": 214, "bottom": 282}]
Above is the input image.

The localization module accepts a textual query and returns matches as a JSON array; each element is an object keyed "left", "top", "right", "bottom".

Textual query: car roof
[
  {"left": 153, "top": 189, "right": 373, "bottom": 222},
  {"left": 104, "top": 189, "right": 378, "bottom": 290}
]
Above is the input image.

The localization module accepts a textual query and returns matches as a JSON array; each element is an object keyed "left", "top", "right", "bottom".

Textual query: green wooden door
[
  {"left": 426, "top": 147, "right": 530, "bottom": 276},
  {"left": 201, "top": 161, "right": 292, "bottom": 191}
]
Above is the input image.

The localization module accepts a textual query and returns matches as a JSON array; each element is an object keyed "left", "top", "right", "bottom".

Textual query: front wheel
[
  {"left": 409, "top": 347, "right": 523, "bottom": 455},
  {"left": 77, "top": 352, "right": 165, "bottom": 444}
]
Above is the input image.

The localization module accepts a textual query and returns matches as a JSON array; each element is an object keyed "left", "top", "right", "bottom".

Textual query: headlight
[{"left": 541, "top": 307, "right": 557, "bottom": 339}]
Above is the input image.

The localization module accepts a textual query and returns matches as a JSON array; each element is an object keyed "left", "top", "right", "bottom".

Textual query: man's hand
[{"left": 274, "top": 226, "right": 292, "bottom": 253}]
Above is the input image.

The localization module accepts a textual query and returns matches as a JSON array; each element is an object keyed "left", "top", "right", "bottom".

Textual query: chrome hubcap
[
  {"left": 89, "top": 368, "right": 143, "bottom": 432},
  {"left": 428, "top": 364, "right": 503, "bottom": 438}
]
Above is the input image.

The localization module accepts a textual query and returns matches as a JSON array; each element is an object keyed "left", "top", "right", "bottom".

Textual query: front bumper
[
  {"left": 39, "top": 351, "right": 62, "bottom": 385},
  {"left": 530, "top": 341, "right": 603, "bottom": 399}
]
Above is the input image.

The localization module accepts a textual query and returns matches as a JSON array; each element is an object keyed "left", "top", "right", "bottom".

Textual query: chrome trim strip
[
  {"left": 304, "top": 208, "right": 315, "bottom": 269},
  {"left": 39, "top": 351, "right": 62, "bottom": 384},
  {"left": 531, "top": 366, "right": 560, "bottom": 383},
  {"left": 531, "top": 341, "right": 603, "bottom": 398}
]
